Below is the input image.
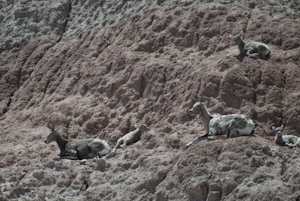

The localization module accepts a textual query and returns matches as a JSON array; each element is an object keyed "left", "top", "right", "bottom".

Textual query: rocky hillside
[{"left": 1, "top": 0, "right": 300, "bottom": 200}]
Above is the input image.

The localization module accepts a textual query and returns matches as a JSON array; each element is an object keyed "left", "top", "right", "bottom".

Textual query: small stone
[{"left": 95, "top": 159, "right": 106, "bottom": 171}]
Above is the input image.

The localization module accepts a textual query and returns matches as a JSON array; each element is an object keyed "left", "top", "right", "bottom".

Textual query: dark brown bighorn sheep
[
  {"left": 186, "top": 101, "right": 255, "bottom": 148},
  {"left": 272, "top": 125, "right": 300, "bottom": 147},
  {"left": 232, "top": 31, "right": 270, "bottom": 59},
  {"left": 45, "top": 124, "right": 110, "bottom": 160},
  {"left": 112, "top": 124, "right": 150, "bottom": 152}
]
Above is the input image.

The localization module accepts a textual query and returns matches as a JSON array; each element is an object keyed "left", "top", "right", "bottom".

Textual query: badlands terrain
[{"left": 1, "top": 0, "right": 300, "bottom": 200}]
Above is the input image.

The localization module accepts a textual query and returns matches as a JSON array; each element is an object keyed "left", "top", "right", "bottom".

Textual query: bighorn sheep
[
  {"left": 186, "top": 101, "right": 255, "bottom": 147},
  {"left": 232, "top": 31, "right": 270, "bottom": 59},
  {"left": 112, "top": 124, "right": 150, "bottom": 152},
  {"left": 45, "top": 124, "right": 110, "bottom": 160},
  {"left": 272, "top": 125, "right": 300, "bottom": 147}
]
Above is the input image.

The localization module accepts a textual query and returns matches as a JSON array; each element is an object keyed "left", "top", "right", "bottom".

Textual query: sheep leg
[
  {"left": 208, "top": 135, "right": 226, "bottom": 140},
  {"left": 286, "top": 143, "right": 297, "bottom": 147},
  {"left": 207, "top": 128, "right": 216, "bottom": 140},
  {"left": 258, "top": 47, "right": 269, "bottom": 59},
  {"left": 60, "top": 149, "right": 78, "bottom": 159},
  {"left": 185, "top": 132, "right": 227, "bottom": 148},
  {"left": 248, "top": 53, "right": 260, "bottom": 59},
  {"left": 113, "top": 139, "right": 124, "bottom": 152},
  {"left": 246, "top": 50, "right": 260, "bottom": 59},
  {"left": 208, "top": 135, "right": 217, "bottom": 140},
  {"left": 88, "top": 144, "right": 98, "bottom": 159},
  {"left": 185, "top": 133, "right": 209, "bottom": 148},
  {"left": 120, "top": 141, "right": 127, "bottom": 148},
  {"left": 246, "top": 48, "right": 260, "bottom": 59},
  {"left": 286, "top": 138, "right": 298, "bottom": 147},
  {"left": 90, "top": 148, "right": 99, "bottom": 160},
  {"left": 226, "top": 123, "right": 233, "bottom": 138}
]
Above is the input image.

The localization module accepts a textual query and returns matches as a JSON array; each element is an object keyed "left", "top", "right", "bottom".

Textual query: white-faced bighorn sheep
[
  {"left": 45, "top": 124, "right": 110, "bottom": 160},
  {"left": 232, "top": 31, "right": 270, "bottom": 59},
  {"left": 186, "top": 101, "right": 255, "bottom": 147},
  {"left": 272, "top": 125, "right": 300, "bottom": 147},
  {"left": 112, "top": 124, "right": 150, "bottom": 152}
]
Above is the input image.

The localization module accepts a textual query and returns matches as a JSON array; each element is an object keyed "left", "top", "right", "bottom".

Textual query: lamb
[
  {"left": 112, "top": 124, "right": 150, "bottom": 152},
  {"left": 186, "top": 101, "right": 255, "bottom": 147},
  {"left": 272, "top": 125, "right": 300, "bottom": 147},
  {"left": 44, "top": 124, "right": 110, "bottom": 160},
  {"left": 232, "top": 31, "right": 270, "bottom": 59}
]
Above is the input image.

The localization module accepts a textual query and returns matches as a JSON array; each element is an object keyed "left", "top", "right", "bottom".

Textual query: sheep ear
[
  {"left": 144, "top": 125, "right": 150, "bottom": 130},
  {"left": 198, "top": 97, "right": 208, "bottom": 106},
  {"left": 47, "top": 124, "right": 51, "bottom": 129},
  {"left": 239, "top": 30, "right": 243, "bottom": 38},
  {"left": 47, "top": 123, "right": 55, "bottom": 130},
  {"left": 198, "top": 97, "right": 205, "bottom": 103}
]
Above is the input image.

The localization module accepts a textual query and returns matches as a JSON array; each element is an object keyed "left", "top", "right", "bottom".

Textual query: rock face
[{"left": 1, "top": 0, "right": 300, "bottom": 200}]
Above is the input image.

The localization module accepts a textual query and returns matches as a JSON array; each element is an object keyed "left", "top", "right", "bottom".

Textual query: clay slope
[{"left": 1, "top": 0, "right": 300, "bottom": 200}]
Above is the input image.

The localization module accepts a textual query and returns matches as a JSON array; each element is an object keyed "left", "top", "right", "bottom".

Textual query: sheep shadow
[
  {"left": 185, "top": 133, "right": 256, "bottom": 149},
  {"left": 235, "top": 54, "right": 270, "bottom": 62},
  {"left": 235, "top": 54, "right": 246, "bottom": 62}
]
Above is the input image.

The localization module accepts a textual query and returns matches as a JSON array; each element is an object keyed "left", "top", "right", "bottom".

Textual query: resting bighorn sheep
[
  {"left": 232, "top": 31, "right": 270, "bottom": 59},
  {"left": 112, "top": 124, "right": 150, "bottom": 152},
  {"left": 186, "top": 101, "right": 255, "bottom": 147},
  {"left": 45, "top": 124, "right": 110, "bottom": 160},
  {"left": 272, "top": 125, "right": 300, "bottom": 147}
]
